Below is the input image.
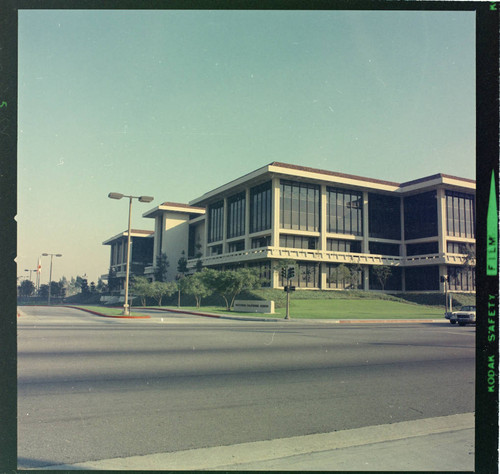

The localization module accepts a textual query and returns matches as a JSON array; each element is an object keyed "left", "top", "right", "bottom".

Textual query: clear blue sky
[{"left": 17, "top": 9, "right": 476, "bottom": 284}]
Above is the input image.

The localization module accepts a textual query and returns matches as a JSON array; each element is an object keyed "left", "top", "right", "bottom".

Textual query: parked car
[
  {"left": 445, "top": 311, "right": 457, "bottom": 324},
  {"left": 446, "top": 305, "right": 476, "bottom": 326}
]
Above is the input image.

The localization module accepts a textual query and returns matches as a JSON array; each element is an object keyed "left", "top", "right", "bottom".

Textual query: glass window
[
  {"left": 369, "top": 242, "right": 400, "bottom": 256},
  {"left": 406, "top": 242, "right": 439, "bottom": 256},
  {"left": 445, "top": 191, "right": 475, "bottom": 238},
  {"left": 209, "top": 244, "right": 223, "bottom": 255},
  {"left": 251, "top": 236, "right": 271, "bottom": 248},
  {"left": 368, "top": 193, "right": 401, "bottom": 240},
  {"left": 250, "top": 181, "right": 272, "bottom": 233},
  {"left": 227, "top": 192, "right": 246, "bottom": 239},
  {"left": 228, "top": 240, "right": 245, "bottom": 252},
  {"left": 326, "top": 187, "right": 363, "bottom": 236},
  {"left": 280, "top": 262, "right": 320, "bottom": 288},
  {"left": 208, "top": 201, "right": 224, "bottom": 243},
  {"left": 247, "top": 261, "right": 271, "bottom": 287},
  {"left": 280, "top": 234, "right": 318, "bottom": 250},
  {"left": 404, "top": 191, "right": 438, "bottom": 240},
  {"left": 326, "top": 239, "right": 361, "bottom": 253},
  {"left": 447, "top": 266, "right": 476, "bottom": 291},
  {"left": 326, "top": 263, "right": 362, "bottom": 289},
  {"left": 447, "top": 242, "right": 475, "bottom": 255},
  {"left": 280, "top": 180, "right": 320, "bottom": 232},
  {"left": 405, "top": 266, "right": 439, "bottom": 291}
]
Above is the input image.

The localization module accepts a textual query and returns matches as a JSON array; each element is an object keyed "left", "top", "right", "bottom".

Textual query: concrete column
[
  {"left": 362, "top": 192, "right": 369, "bottom": 254},
  {"left": 439, "top": 265, "right": 448, "bottom": 293},
  {"left": 320, "top": 185, "right": 327, "bottom": 250},
  {"left": 363, "top": 266, "right": 370, "bottom": 290},
  {"left": 245, "top": 188, "right": 251, "bottom": 250},
  {"left": 222, "top": 197, "right": 228, "bottom": 253},
  {"left": 436, "top": 188, "right": 447, "bottom": 255},
  {"left": 271, "top": 178, "right": 280, "bottom": 247},
  {"left": 270, "top": 178, "right": 281, "bottom": 289},
  {"left": 400, "top": 196, "right": 406, "bottom": 292},
  {"left": 320, "top": 186, "right": 328, "bottom": 290},
  {"left": 320, "top": 262, "right": 327, "bottom": 289},
  {"left": 203, "top": 208, "right": 209, "bottom": 259}
]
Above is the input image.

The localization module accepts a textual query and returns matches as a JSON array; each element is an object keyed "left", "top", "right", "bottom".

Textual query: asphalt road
[{"left": 17, "top": 306, "right": 475, "bottom": 469}]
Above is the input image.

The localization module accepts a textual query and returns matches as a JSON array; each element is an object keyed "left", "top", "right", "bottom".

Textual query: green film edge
[{"left": 487, "top": 171, "right": 498, "bottom": 276}]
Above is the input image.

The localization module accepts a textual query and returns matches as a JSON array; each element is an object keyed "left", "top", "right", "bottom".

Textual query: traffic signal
[
  {"left": 281, "top": 267, "right": 287, "bottom": 279},
  {"left": 287, "top": 267, "right": 295, "bottom": 279}
]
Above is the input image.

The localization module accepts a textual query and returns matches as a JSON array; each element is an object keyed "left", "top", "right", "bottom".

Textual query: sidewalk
[{"left": 42, "top": 413, "right": 474, "bottom": 471}]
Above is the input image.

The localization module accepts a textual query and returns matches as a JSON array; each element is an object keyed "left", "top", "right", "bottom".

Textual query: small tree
[
  {"left": 59, "top": 276, "right": 68, "bottom": 293},
  {"left": 149, "top": 281, "right": 177, "bottom": 306},
  {"left": 337, "top": 264, "right": 352, "bottom": 288},
  {"left": 154, "top": 252, "right": 170, "bottom": 282},
  {"left": 180, "top": 273, "right": 212, "bottom": 308},
  {"left": 50, "top": 281, "right": 62, "bottom": 298},
  {"left": 348, "top": 265, "right": 363, "bottom": 290},
  {"left": 80, "top": 278, "right": 89, "bottom": 294},
  {"left": 176, "top": 251, "right": 189, "bottom": 307},
  {"left": 372, "top": 265, "right": 392, "bottom": 291},
  {"left": 39, "top": 284, "right": 49, "bottom": 298},
  {"left": 203, "top": 268, "right": 261, "bottom": 311},
  {"left": 19, "top": 279, "right": 35, "bottom": 297},
  {"left": 177, "top": 250, "right": 188, "bottom": 274},
  {"left": 67, "top": 277, "right": 78, "bottom": 296},
  {"left": 107, "top": 268, "right": 120, "bottom": 292},
  {"left": 96, "top": 278, "right": 106, "bottom": 293},
  {"left": 131, "top": 276, "right": 151, "bottom": 306}
]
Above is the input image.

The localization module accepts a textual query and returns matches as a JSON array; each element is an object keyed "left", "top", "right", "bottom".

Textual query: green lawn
[
  {"left": 161, "top": 299, "right": 443, "bottom": 320},
  {"left": 274, "top": 299, "right": 443, "bottom": 319}
]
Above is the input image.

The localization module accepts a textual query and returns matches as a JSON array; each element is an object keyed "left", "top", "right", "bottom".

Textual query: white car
[{"left": 447, "top": 305, "right": 476, "bottom": 326}]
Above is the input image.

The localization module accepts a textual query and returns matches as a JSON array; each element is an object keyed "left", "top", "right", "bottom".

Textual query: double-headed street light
[
  {"left": 24, "top": 268, "right": 36, "bottom": 282},
  {"left": 42, "top": 253, "right": 62, "bottom": 305},
  {"left": 108, "top": 192, "right": 154, "bottom": 315}
]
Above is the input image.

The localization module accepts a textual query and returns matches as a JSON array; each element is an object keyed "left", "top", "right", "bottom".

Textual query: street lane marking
[{"left": 40, "top": 412, "right": 474, "bottom": 471}]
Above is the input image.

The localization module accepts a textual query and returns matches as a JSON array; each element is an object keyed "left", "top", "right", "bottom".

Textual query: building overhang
[
  {"left": 143, "top": 202, "right": 206, "bottom": 219},
  {"left": 399, "top": 174, "right": 476, "bottom": 195},
  {"left": 103, "top": 229, "right": 154, "bottom": 245},
  {"left": 188, "top": 162, "right": 476, "bottom": 206}
]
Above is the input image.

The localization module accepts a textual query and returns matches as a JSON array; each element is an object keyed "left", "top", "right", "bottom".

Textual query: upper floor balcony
[{"left": 186, "top": 247, "right": 475, "bottom": 269}]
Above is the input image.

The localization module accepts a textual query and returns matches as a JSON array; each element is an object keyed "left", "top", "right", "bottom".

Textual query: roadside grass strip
[
  {"left": 147, "top": 298, "right": 443, "bottom": 320},
  {"left": 276, "top": 299, "right": 443, "bottom": 319},
  {"left": 63, "top": 305, "right": 150, "bottom": 319}
]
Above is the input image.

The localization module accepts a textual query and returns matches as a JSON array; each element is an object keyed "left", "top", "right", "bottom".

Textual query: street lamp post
[
  {"left": 108, "top": 192, "right": 154, "bottom": 315},
  {"left": 42, "top": 253, "right": 62, "bottom": 305}
]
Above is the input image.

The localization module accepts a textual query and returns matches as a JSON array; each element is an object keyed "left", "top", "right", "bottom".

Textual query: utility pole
[{"left": 282, "top": 266, "right": 295, "bottom": 320}]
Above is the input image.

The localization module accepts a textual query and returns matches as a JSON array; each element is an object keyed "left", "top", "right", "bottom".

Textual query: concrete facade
[{"left": 104, "top": 162, "right": 476, "bottom": 293}]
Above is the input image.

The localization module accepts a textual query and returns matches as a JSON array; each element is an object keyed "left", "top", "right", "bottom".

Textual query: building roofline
[
  {"left": 189, "top": 163, "right": 271, "bottom": 206},
  {"left": 103, "top": 229, "right": 154, "bottom": 245},
  {"left": 187, "top": 162, "right": 476, "bottom": 205},
  {"left": 143, "top": 202, "right": 206, "bottom": 218},
  {"left": 400, "top": 173, "right": 476, "bottom": 188},
  {"left": 270, "top": 162, "right": 401, "bottom": 187}
]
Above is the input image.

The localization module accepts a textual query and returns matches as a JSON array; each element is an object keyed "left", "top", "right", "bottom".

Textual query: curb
[
  {"left": 62, "top": 305, "right": 151, "bottom": 319},
  {"left": 143, "top": 307, "right": 222, "bottom": 319},
  {"left": 141, "top": 307, "right": 445, "bottom": 324},
  {"left": 143, "top": 307, "right": 278, "bottom": 322}
]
